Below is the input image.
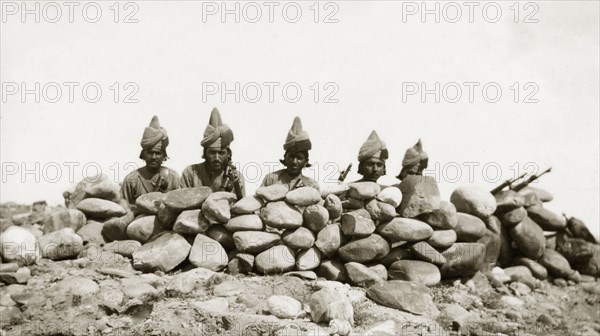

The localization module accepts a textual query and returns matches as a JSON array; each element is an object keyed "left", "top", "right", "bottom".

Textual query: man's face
[
  {"left": 361, "top": 157, "right": 385, "bottom": 182},
  {"left": 142, "top": 148, "right": 166, "bottom": 170},
  {"left": 205, "top": 148, "right": 230, "bottom": 172},
  {"left": 284, "top": 151, "right": 308, "bottom": 176}
]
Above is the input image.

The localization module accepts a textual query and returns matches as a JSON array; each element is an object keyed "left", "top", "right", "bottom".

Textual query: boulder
[
  {"left": 135, "top": 192, "right": 166, "bottom": 215},
  {"left": 43, "top": 208, "right": 86, "bottom": 234},
  {"left": 76, "top": 221, "right": 106, "bottom": 246},
  {"left": 366, "top": 281, "right": 439, "bottom": 317},
  {"left": 167, "top": 267, "right": 216, "bottom": 294},
  {"left": 173, "top": 210, "right": 210, "bottom": 234},
  {"left": 285, "top": 187, "right": 322, "bottom": 206},
  {"left": 268, "top": 295, "right": 302, "bottom": 319},
  {"left": 76, "top": 198, "right": 127, "bottom": 219},
  {"left": 163, "top": 187, "right": 212, "bottom": 211},
  {"left": 501, "top": 207, "right": 527, "bottom": 227},
  {"left": 317, "top": 260, "right": 348, "bottom": 282},
  {"left": 477, "top": 231, "right": 501, "bottom": 266},
  {"left": 0, "top": 267, "right": 31, "bottom": 284},
  {"left": 520, "top": 186, "right": 553, "bottom": 202},
  {"left": 450, "top": 186, "right": 496, "bottom": 219},
  {"left": 454, "top": 213, "right": 487, "bottom": 242},
  {"left": 338, "top": 234, "right": 389, "bottom": 263},
  {"left": 282, "top": 227, "right": 315, "bottom": 250},
  {"left": 303, "top": 204, "right": 330, "bottom": 232},
  {"left": 486, "top": 215, "right": 501, "bottom": 235},
  {"left": 348, "top": 182, "right": 381, "bottom": 200},
  {"left": 517, "top": 189, "right": 542, "bottom": 207},
  {"left": 260, "top": 201, "right": 303, "bottom": 229},
  {"left": 342, "top": 198, "right": 365, "bottom": 210},
  {"left": 377, "top": 218, "right": 433, "bottom": 242},
  {"left": 509, "top": 216, "right": 545, "bottom": 260},
  {"left": 126, "top": 216, "right": 162, "bottom": 243},
  {"left": 189, "top": 234, "right": 228, "bottom": 271},
  {"left": 206, "top": 226, "right": 236, "bottom": 251},
  {"left": 538, "top": 249, "right": 573, "bottom": 278},
  {"left": 309, "top": 288, "right": 354, "bottom": 325},
  {"left": 419, "top": 201, "right": 458, "bottom": 230},
  {"left": 526, "top": 205, "right": 567, "bottom": 231},
  {"left": 255, "top": 245, "right": 296, "bottom": 274},
  {"left": 341, "top": 212, "right": 376, "bottom": 237},
  {"left": 231, "top": 196, "right": 263, "bottom": 215},
  {"left": 494, "top": 190, "right": 525, "bottom": 213},
  {"left": 69, "top": 175, "right": 120, "bottom": 207},
  {"left": 0, "top": 226, "right": 40, "bottom": 266},
  {"left": 323, "top": 194, "right": 343, "bottom": 220},
  {"left": 427, "top": 230, "right": 457, "bottom": 250},
  {"left": 38, "top": 228, "right": 83, "bottom": 260},
  {"left": 233, "top": 231, "right": 280, "bottom": 254},
  {"left": 256, "top": 184, "right": 289, "bottom": 202},
  {"left": 397, "top": 176, "right": 441, "bottom": 218},
  {"left": 504, "top": 266, "right": 537, "bottom": 289},
  {"left": 439, "top": 243, "right": 486, "bottom": 278},
  {"left": 227, "top": 253, "right": 255, "bottom": 275},
  {"left": 376, "top": 187, "right": 402, "bottom": 208},
  {"left": 155, "top": 200, "right": 179, "bottom": 229},
  {"left": 224, "top": 214, "right": 263, "bottom": 232},
  {"left": 345, "top": 262, "right": 385, "bottom": 288},
  {"left": 409, "top": 242, "right": 446, "bottom": 265},
  {"left": 202, "top": 198, "right": 231, "bottom": 224},
  {"left": 566, "top": 216, "right": 597, "bottom": 244},
  {"left": 132, "top": 232, "right": 191, "bottom": 272},
  {"left": 378, "top": 246, "right": 413, "bottom": 267},
  {"left": 556, "top": 235, "right": 600, "bottom": 276},
  {"left": 296, "top": 247, "right": 321, "bottom": 271},
  {"left": 389, "top": 260, "right": 441, "bottom": 286},
  {"left": 514, "top": 257, "right": 548, "bottom": 279},
  {"left": 365, "top": 200, "right": 397, "bottom": 222},
  {"left": 315, "top": 224, "right": 344, "bottom": 257},
  {"left": 101, "top": 212, "right": 134, "bottom": 242}
]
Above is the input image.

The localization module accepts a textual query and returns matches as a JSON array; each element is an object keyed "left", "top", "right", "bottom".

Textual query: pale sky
[{"left": 1, "top": 1, "right": 599, "bottom": 237}]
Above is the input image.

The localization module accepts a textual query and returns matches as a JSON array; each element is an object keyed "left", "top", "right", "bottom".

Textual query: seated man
[
  {"left": 261, "top": 117, "right": 319, "bottom": 191},
  {"left": 397, "top": 139, "right": 428, "bottom": 181},
  {"left": 120, "top": 116, "right": 180, "bottom": 211},
  {"left": 354, "top": 130, "right": 389, "bottom": 187},
  {"left": 180, "top": 108, "right": 245, "bottom": 199}
]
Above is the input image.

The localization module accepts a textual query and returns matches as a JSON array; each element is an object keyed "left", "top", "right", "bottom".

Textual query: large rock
[
  {"left": 494, "top": 190, "right": 525, "bottom": 213},
  {"left": 348, "top": 182, "right": 381, "bottom": 200},
  {"left": 556, "top": 234, "right": 600, "bottom": 276},
  {"left": 566, "top": 216, "right": 597, "bottom": 244},
  {"left": 189, "top": 234, "right": 228, "bottom": 271},
  {"left": 233, "top": 231, "right": 280, "bottom": 254},
  {"left": 227, "top": 253, "right": 255, "bottom": 275},
  {"left": 323, "top": 194, "right": 343, "bottom": 220},
  {"left": 427, "top": 230, "right": 457, "bottom": 250},
  {"left": 173, "top": 210, "right": 210, "bottom": 234},
  {"left": 38, "top": 228, "right": 83, "bottom": 260},
  {"left": 43, "top": 209, "right": 86, "bottom": 234},
  {"left": 155, "top": 200, "right": 179, "bottom": 229},
  {"left": 520, "top": 186, "right": 553, "bottom": 202},
  {"left": 389, "top": 260, "right": 441, "bottom": 286},
  {"left": 303, "top": 204, "right": 329, "bottom": 232},
  {"left": 103, "top": 240, "right": 142, "bottom": 258},
  {"left": 486, "top": 215, "right": 501, "bottom": 235},
  {"left": 477, "top": 231, "right": 501, "bottom": 266},
  {"left": 132, "top": 232, "right": 191, "bottom": 272},
  {"left": 268, "top": 295, "right": 303, "bottom": 319},
  {"left": 454, "top": 213, "right": 487, "bottom": 242},
  {"left": 538, "top": 249, "right": 573, "bottom": 278},
  {"left": 282, "top": 227, "right": 315, "bottom": 250},
  {"left": 101, "top": 212, "right": 134, "bottom": 242},
  {"left": 309, "top": 288, "right": 354, "bottom": 325},
  {"left": 517, "top": 188, "right": 542, "bottom": 207},
  {"left": 135, "top": 192, "right": 166, "bottom": 215},
  {"left": 296, "top": 247, "right": 321, "bottom": 271},
  {"left": 76, "top": 198, "right": 127, "bottom": 219},
  {"left": 377, "top": 187, "right": 402, "bottom": 208},
  {"left": 377, "top": 218, "right": 433, "bottom": 242},
  {"left": 341, "top": 212, "right": 376, "bottom": 237},
  {"left": 315, "top": 224, "right": 343, "bottom": 257},
  {"left": 255, "top": 245, "right": 296, "bottom": 274},
  {"left": 0, "top": 226, "right": 40, "bottom": 266},
  {"left": 76, "top": 221, "right": 106, "bottom": 246},
  {"left": 409, "top": 242, "right": 446, "bottom": 265},
  {"left": 514, "top": 257, "right": 548, "bottom": 279},
  {"left": 397, "top": 176, "right": 441, "bottom": 218},
  {"left": 501, "top": 207, "right": 527, "bottom": 226},
  {"left": 378, "top": 246, "right": 413, "bottom": 267},
  {"left": 260, "top": 201, "right": 303, "bottom": 229},
  {"left": 450, "top": 186, "right": 496, "bottom": 219},
  {"left": 231, "top": 196, "right": 263, "bottom": 215},
  {"left": 126, "top": 216, "right": 162, "bottom": 243},
  {"left": 285, "top": 187, "right": 322, "bottom": 206},
  {"left": 206, "top": 226, "right": 235, "bottom": 251},
  {"left": 365, "top": 200, "right": 396, "bottom": 222},
  {"left": 366, "top": 281, "right": 439, "bottom": 317},
  {"left": 419, "top": 201, "right": 457, "bottom": 229},
  {"left": 317, "top": 260, "right": 348, "bottom": 282},
  {"left": 345, "top": 262, "right": 385, "bottom": 288},
  {"left": 526, "top": 205, "right": 566, "bottom": 231},
  {"left": 509, "top": 216, "right": 545, "bottom": 260},
  {"left": 224, "top": 214, "right": 263, "bottom": 232},
  {"left": 202, "top": 196, "right": 233, "bottom": 224},
  {"left": 338, "top": 234, "right": 389, "bottom": 263},
  {"left": 439, "top": 243, "right": 486, "bottom": 278},
  {"left": 69, "top": 175, "right": 120, "bottom": 207},
  {"left": 504, "top": 266, "right": 537, "bottom": 289},
  {"left": 256, "top": 184, "right": 288, "bottom": 202},
  {"left": 163, "top": 187, "right": 212, "bottom": 211}
]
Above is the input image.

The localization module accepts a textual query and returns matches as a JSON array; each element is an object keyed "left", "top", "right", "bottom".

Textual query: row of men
[{"left": 120, "top": 109, "right": 429, "bottom": 211}]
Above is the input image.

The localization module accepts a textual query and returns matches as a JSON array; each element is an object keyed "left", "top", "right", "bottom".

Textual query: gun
[
  {"left": 221, "top": 162, "right": 244, "bottom": 200},
  {"left": 491, "top": 172, "right": 527, "bottom": 195},
  {"left": 511, "top": 167, "right": 552, "bottom": 192},
  {"left": 338, "top": 163, "right": 352, "bottom": 182}
]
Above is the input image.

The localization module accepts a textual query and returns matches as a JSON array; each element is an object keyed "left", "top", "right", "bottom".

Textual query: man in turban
[
  {"left": 261, "top": 117, "right": 320, "bottom": 191},
  {"left": 397, "top": 139, "right": 428, "bottom": 181},
  {"left": 120, "top": 116, "right": 180, "bottom": 210},
  {"left": 180, "top": 108, "right": 246, "bottom": 198},
  {"left": 354, "top": 130, "right": 389, "bottom": 186}
]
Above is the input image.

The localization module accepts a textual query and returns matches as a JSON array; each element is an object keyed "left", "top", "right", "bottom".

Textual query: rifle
[
  {"left": 338, "top": 163, "right": 352, "bottom": 182},
  {"left": 491, "top": 172, "right": 527, "bottom": 194},
  {"left": 511, "top": 167, "right": 552, "bottom": 192},
  {"left": 221, "top": 162, "right": 244, "bottom": 200}
]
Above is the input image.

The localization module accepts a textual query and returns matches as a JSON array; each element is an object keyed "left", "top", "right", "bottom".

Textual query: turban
[
  {"left": 358, "top": 130, "right": 388, "bottom": 162},
  {"left": 283, "top": 117, "right": 312, "bottom": 152},
  {"left": 139, "top": 116, "right": 169, "bottom": 159},
  {"left": 402, "top": 139, "right": 428, "bottom": 168},
  {"left": 201, "top": 108, "right": 234, "bottom": 149}
]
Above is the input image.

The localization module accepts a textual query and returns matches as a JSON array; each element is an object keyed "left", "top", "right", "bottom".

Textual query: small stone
[
  {"left": 0, "top": 226, "right": 40, "bottom": 266},
  {"left": 38, "top": 228, "right": 84, "bottom": 260},
  {"left": 0, "top": 263, "right": 18, "bottom": 273},
  {"left": 553, "top": 278, "right": 568, "bottom": 287},
  {"left": 323, "top": 194, "right": 343, "bottom": 220},
  {"left": 504, "top": 266, "right": 537, "bottom": 289},
  {"left": 126, "top": 216, "right": 162, "bottom": 243},
  {"left": 282, "top": 227, "right": 315, "bottom": 250},
  {"left": 419, "top": 201, "right": 457, "bottom": 230},
  {"left": 537, "top": 313, "right": 558, "bottom": 327},
  {"left": 167, "top": 267, "right": 216, "bottom": 294},
  {"left": 173, "top": 210, "right": 210, "bottom": 234},
  {"left": 135, "top": 192, "right": 166, "bottom": 215},
  {"left": 0, "top": 267, "right": 31, "bottom": 284},
  {"left": 500, "top": 295, "right": 524, "bottom": 308},
  {"left": 255, "top": 245, "right": 296, "bottom": 275},
  {"left": 296, "top": 247, "right": 322, "bottom": 271},
  {"left": 341, "top": 212, "right": 376, "bottom": 237},
  {"left": 76, "top": 198, "right": 127, "bottom": 219},
  {"left": 338, "top": 234, "right": 389, "bottom": 263},
  {"left": 366, "top": 280, "right": 439, "bottom": 318},
  {"left": 285, "top": 187, "right": 322, "bottom": 206},
  {"left": 132, "top": 232, "right": 191, "bottom": 273},
  {"left": 96, "top": 268, "right": 133, "bottom": 278},
  {"left": 230, "top": 196, "right": 263, "bottom": 215},
  {"left": 315, "top": 224, "right": 343, "bottom": 257},
  {"left": 363, "top": 320, "right": 396, "bottom": 336},
  {"left": 377, "top": 218, "right": 433, "bottom": 242},
  {"left": 260, "top": 201, "right": 303, "bottom": 229},
  {"left": 268, "top": 295, "right": 302, "bottom": 319},
  {"left": 284, "top": 270, "right": 317, "bottom": 280},
  {"left": 398, "top": 176, "right": 441, "bottom": 218},
  {"left": 0, "top": 306, "right": 21, "bottom": 323},
  {"left": 348, "top": 182, "right": 381, "bottom": 200},
  {"left": 256, "top": 184, "right": 289, "bottom": 202},
  {"left": 377, "top": 187, "right": 402, "bottom": 208},
  {"left": 329, "top": 319, "right": 352, "bottom": 336},
  {"left": 233, "top": 231, "right": 280, "bottom": 254},
  {"left": 121, "top": 278, "right": 158, "bottom": 301},
  {"left": 454, "top": 213, "right": 487, "bottom": 242},
  {"left": 212, "top": 280, "right": 244, "bottom": 297},
  {"left": 224, "top": 214, "right": 263, "bottom": 232},
  {"left": 309, "top": 288, "right": 354, "bottom": 325},
  {"left": 345, "top": 262, "right": 385, "bottom": 288},
  {"left": 103, "top": 240, "right": 142, "bottom": 258},
  {"left": 189, "top": 234, "right": 228, "bottom": 271},
  {"left": 450, "top": 186, "right": 496, "bottom": 219},
  {"left": 409, "top": 242, "right": 446, "bottom": 265},
  {"left": 389, "top": 260, "right": 441, "bottom": 286},
  {"left": 56, "top": 276, "right": 99, "bottom": 296},
  {"left": 195, "top": 297, "right": 229, "bottom": 313},
  {"left": 99, "top": 289, "right": 124, "bottom": 312},
  {"left": 427, "top": 230, "right": 457, "bottom": 250},
  {"left": 163, "top": 187, "right": 212, "bottom": 211}
]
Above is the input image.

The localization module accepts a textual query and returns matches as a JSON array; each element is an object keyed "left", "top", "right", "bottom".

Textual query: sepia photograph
[{"left": 1, "top": 1, "right": 599, "bottom": 335}]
